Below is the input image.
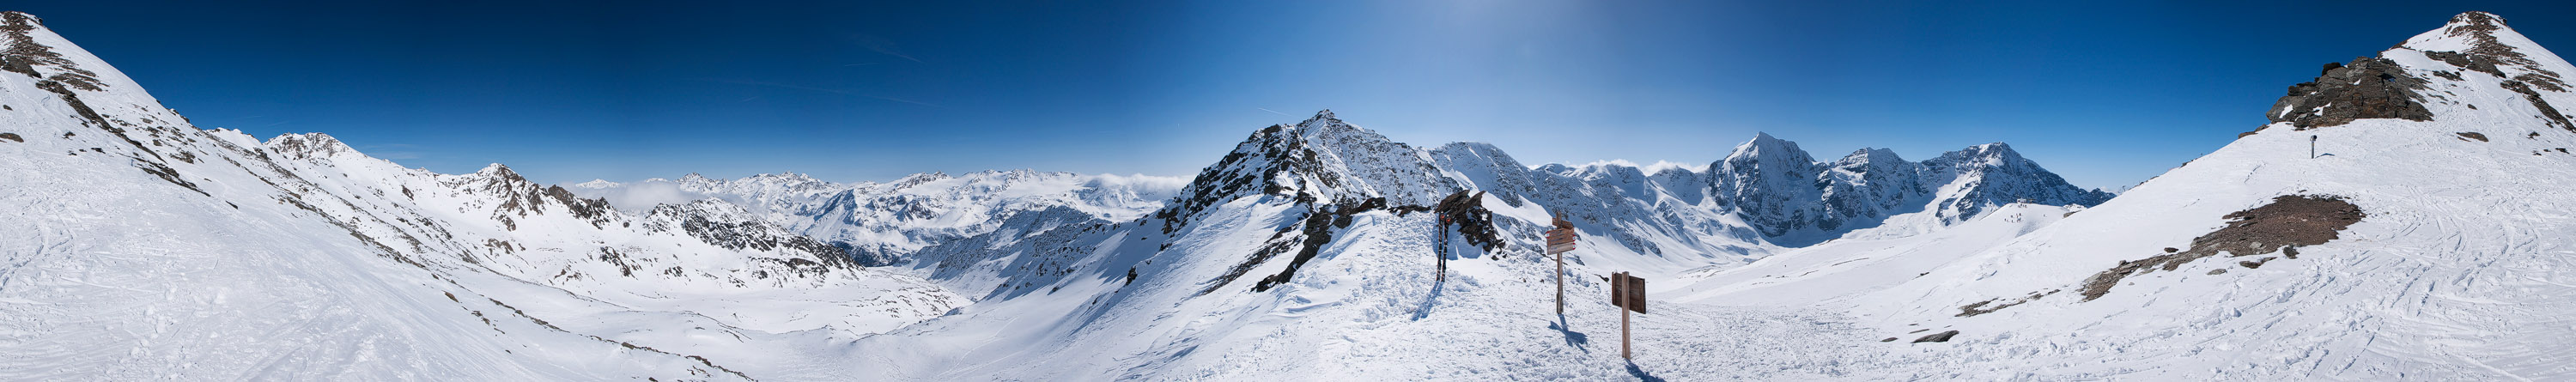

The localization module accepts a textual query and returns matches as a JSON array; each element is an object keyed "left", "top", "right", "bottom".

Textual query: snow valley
[{"left": 6, "top": 9, "right": 2576, "bottom": 381}]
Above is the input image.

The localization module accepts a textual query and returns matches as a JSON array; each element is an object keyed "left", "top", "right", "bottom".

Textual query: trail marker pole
[
  {"left": 1611, "top": 271, "right": 1645, "bottom": 360},
  {"left": 2311, "top": 135, "right": 2318, "bottom": 159},
  {"left": 1545, "top": 214, "right": 1577, "bottom": 316}
]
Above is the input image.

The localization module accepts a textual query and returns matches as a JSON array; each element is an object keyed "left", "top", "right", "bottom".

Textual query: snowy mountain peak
[
  {"left": 1288, "top": 109, "right": 1370, "bottom": 139},
  {"left": 476, "top": 162, "right": 524, "bottom": 180},
  {"left": 2409, "top": 12, "right": 2571, "bottom": 92},
  {"left": 1153, "top": 110, "right": 1460, "bottom": 233},
  {"left": 1306, "top": 108, "right": 1337, "bottom": 123},
  {"left": 262, "top": 133, "right": 357, "bottom": 160},
  {"left": 1834, "top": 148, "right": 1906, "bottom": 166},
  {"left": 1721, "top": 132, "right": 1814, "bottom": 171},
  {"left": 1936, "top": 142, "right": 2023, "bottom": 165},
  {"left": 889, "top": 171, "right": 952, "bottom": 190},
  {"left": 2418, "top": 11, "right": 2517, "bottom": 48}
]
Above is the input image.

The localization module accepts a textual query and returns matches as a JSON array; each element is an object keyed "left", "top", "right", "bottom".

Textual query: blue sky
[{"left": 15, "top": 1, "right": 2575, "bottom": 190}]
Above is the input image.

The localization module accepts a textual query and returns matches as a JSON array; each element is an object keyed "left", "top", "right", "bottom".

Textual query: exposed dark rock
[
  {"left": 0, "top": 132, "right": 18, "bottom": 142},
  {"left": 1250, "top": 198, "right": 1386, "bottom": 293},
  {"left": 2423, "top": 51, "right": 2502, "bottom": 78},
  {"left": 1912, "top": 330, "right": 1960, "bottom": 343},
  {"left": 2427, "top": 12, "right": 2568, "bottom": 90},
  {"left": 2416, "top": 12, "right": 2572, "bottom": 130},
  {"left": 2499, "top": 80, "right": 2574, "bottom": 131},
  {"left": 2, "top": 12, "right": 106, "bottom": 91},
  {"left": 2266, "top": 58, "right": 2433, "bottom": 129},
  {"left": 1956, "top": 289, "right": 2057, "bottom": 317},
  {"left": 2079, "top": 195, "right": 2364, "bottom": 301},
  {"left": 544, "top": 185, "right": 613, "bottom": 223},
  {"left": 1434, "top": 191, "right": 1502, "bottom": 251},
  {"left": 2456, "top": 132, "right": 2489, "bottom": 142},
  {"left": 665, "top": 207, "right": 851, "bottom": 268},
  {"left": 134, "top": 160, "right": 207, "bottom": 197},
  {"left": 2208, "top": 269, "right": 2228, "bottom": 276}
]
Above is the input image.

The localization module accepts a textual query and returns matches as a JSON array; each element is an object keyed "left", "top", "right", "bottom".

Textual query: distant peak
[
  {"left": 1731, "top": 132, "right": 1801, "bottom": 155},
  {"left": 2449, "top": 11, "right": 2506, "bottom": 29},
  {"left": 1838, "top": 148, "right": 1905, "bottom": 163},
  {"left": 472, "top": 163, "right": 532, "bottom": 183},
  {"left": 263, "top": 133, "right": 357, "bottom": 160},
  {"left": 1956, "top": 142, "right": 2020, "bottom": 156},
  {"left": 1934, "top": 142, "right": 2029, "bottom": 166},
  {"left": 1292, "top": 109, "right": 1348, "bottom": 132}
]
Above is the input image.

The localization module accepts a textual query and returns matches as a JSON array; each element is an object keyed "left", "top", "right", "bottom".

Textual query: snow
[
  {"left": 9, "top": 9, "right": 2573, "bottom": 381},
  {"left": 0, "top": 12, "right": 956, "bottom": 379}
]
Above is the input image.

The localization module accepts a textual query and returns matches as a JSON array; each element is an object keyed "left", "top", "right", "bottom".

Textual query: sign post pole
[
  {"left": 1611, "top": 271, "right": 1646, "bottom": 360},
  {"left": 1546, "top": 214, "right": 1576, "bottom": 317}
]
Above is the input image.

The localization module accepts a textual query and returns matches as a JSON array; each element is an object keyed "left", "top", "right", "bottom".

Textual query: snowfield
[{"left": 5, "top": 9, "right": 2576, "bottom": 381}]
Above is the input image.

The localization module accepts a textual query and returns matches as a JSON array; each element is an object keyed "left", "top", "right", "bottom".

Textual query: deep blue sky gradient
[{"left": 14, "top": 1, "right": 2575, "bottom": 190}]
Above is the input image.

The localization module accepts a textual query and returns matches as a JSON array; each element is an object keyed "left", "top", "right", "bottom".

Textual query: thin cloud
[
  {"left": 863, "top": 95, "right": 942, "bottom": 107},
  {"left": 1257, "top": 107, "right": 1292, "bottom": 117},
  {"left": 848, "top": 34, "right": 924, "bottom": 64},
  {"left": 706, "top": 79, "right": 941, "bottom": 107}
]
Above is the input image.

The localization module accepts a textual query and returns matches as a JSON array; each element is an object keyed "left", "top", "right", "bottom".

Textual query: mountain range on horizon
[{"left": 4, "top": 9, "right": 2576, "bottom": 381}]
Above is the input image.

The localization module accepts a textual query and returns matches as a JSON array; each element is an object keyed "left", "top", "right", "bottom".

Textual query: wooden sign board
[
  {"left": 1610, "top": 272, "right": 1645, "bottom": 313},
  {"left": 1545, "top": 227, "right": 1577, "bottom": 254}
]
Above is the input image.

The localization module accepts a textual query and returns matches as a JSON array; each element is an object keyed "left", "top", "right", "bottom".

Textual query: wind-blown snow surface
[{"left": 0, "top": 11, "right": 960, "bottom": 380}]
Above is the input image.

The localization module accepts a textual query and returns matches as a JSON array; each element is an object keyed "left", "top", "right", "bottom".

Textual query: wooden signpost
[
  {"left": 1611, "top": 271, "right": 1646, "bottom": 360},
  {"left": 1544, "top": 215, "right": 1577, "bottom": 316}
]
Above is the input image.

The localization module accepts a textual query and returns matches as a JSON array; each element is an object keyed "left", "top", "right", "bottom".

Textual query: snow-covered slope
[
  {"left": 0, "top": 11, "right": 960, "bottom": 379},
  {"left": 1710, "top": 11, "right": 2576, "bottom": 379}
]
